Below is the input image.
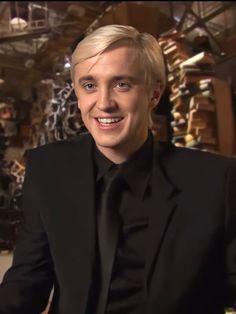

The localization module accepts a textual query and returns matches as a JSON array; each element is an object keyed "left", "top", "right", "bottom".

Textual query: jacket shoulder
[
  {"left": 157, "top": 142, "right": 236, "bottom": 187},
  {"left": 159, "top": 142, "right": 236, "bottom": 169},
  {"left": 27, "top": 133, "right": 92, "bottom": 157}
]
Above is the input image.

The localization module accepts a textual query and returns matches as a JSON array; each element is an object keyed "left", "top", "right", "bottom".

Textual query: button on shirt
[{"left": 94, "top": 132, "right": 153, "bottom": 314}]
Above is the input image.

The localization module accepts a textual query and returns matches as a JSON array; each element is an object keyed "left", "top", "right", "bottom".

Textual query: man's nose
[{"left": 96, "top": 88, "right": 116, "bottom": 112}]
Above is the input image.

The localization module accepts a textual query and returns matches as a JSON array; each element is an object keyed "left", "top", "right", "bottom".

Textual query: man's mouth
[{"left": 96, "top": 117, "right": 124, "bottom": 126}]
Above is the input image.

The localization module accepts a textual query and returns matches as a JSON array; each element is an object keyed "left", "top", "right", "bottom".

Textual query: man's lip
[
  {"left": 94, "top": 116, "right": 124, "bottom": 119},
  {"left": 94, "top": 116, "right": 124, "bottom": 130}
]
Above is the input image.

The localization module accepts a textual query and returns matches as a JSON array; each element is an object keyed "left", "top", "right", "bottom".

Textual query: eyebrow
[
  {"left": 112, "top": 75, "right": 137, "bottom": 82},
  {"left": 78, "top": 75, "right": 138, "bottom": 85},
  {"left": 78, "top": 75, "right": 94, "bottom": 85}
]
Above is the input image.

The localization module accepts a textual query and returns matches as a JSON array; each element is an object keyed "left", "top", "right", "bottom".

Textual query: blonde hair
[{"left": 71, "top": 24, "right": 166, "bottom": 90}]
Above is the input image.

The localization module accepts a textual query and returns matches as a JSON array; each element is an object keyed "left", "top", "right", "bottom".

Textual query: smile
[{"left": 96, "top": 117, "right": 124, "bottom": 125}]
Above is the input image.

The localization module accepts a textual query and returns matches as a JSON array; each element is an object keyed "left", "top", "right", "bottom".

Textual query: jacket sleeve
[
  {"left": 0, "top": 150, "right": 54, "bottom": 313},
  {"left": 225, "top": 158, "right": 236, "bottom": 309}
]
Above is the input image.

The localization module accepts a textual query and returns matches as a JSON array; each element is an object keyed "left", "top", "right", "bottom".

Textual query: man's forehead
[{"left": 75, "top": 47, "right": 142, "bottom": 75}]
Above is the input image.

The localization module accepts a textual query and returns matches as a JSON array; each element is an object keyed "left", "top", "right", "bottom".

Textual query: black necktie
[{"left": 97, "top": 165, "right": 123, "bottom": 314}]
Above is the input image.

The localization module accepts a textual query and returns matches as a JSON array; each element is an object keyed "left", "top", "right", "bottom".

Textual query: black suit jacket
[{"left": 0, "top": 133, "right": 236, "bottom": 314}]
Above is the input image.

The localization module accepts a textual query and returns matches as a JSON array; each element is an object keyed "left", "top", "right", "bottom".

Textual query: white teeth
[{"left": 97, "top": 118, "right": 122, "bottom": 124}]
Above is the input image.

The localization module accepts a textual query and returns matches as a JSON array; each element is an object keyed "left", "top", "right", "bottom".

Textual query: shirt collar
[
  {"left": 93, "top": 131, "right": 153, "bottom": 200},
  {"left": 120, "top": 131, "right": 153, "bottom": 199},
  {"left": 94, "top": 145, "right": 114, "bottom": 183}
]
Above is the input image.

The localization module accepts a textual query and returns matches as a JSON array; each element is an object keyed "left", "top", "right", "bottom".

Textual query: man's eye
[
  {"left": 82, "top": 83, "right": 95, "bottom": 91},
  {"left": 116, "top": 82, "right": 130, "bottom": 90}
]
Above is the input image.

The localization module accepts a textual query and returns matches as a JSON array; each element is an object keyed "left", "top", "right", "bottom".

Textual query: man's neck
[{"left": 95, "top": 134, "right": 149, "bottom": 165}]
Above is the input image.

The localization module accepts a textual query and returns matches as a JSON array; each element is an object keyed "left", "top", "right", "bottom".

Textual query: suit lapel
[
  {"left": 60, "top": 135, "right": 178, "bottom": 309},
  {"left": 60, "top": 134, "right": 96, "bottom": 312},
  {"left": 144, "top": 140, "right": 178, "bottom": 292}
]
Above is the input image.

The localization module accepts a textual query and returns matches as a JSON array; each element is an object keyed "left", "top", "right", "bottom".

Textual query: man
[{"left": 0, "top": 24, "right": 236, "bottom": 314}]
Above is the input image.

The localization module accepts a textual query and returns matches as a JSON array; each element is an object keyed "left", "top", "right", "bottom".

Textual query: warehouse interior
[
  {"left": 0, "top": 0, "right": 235, "bottom": 230},
  {"left": 0, "top": 3, "right": 236, "bottom": 313}
]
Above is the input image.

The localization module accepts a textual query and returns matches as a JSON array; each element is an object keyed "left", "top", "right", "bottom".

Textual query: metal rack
[{"left": 171, "top": 1, "right": 236, "bottom": 56}]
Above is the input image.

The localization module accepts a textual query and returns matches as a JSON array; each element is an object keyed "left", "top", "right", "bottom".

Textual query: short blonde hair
[{"left": 71, "top": 24, "right": 166, "bottom": 90}]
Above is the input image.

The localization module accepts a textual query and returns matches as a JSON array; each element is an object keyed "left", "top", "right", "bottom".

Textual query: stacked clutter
[
  {"left": 174, "top": 52, "right": 217, "bottom": 151},
  {"left": 0, "top": 101, "right": 23, "bottom": 252},
  {"left": 158, "top": 30, "right": 218, "bottom": 153},
  {"left": 30, "top": 80, "right": 86, "bottom": 147},
  {"left": 156, "top": 30, "right": 192, "bottom": 144},
  {"left": 0, "top": 104, "right": 10, "bottom": 161},
  {"left": 0, "top": 161, "right": 12, "bottom": 252},
  {"left": 1, "top": 159, "right": 25, "bottom": 252}
]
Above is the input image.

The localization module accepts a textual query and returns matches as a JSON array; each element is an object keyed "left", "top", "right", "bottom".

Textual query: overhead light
[
  {"left": 10, "top": 17, "right": 27, "bottom": 31},
  {"left": 64, "top": 61, "right": 71, "bottom": 69},
  {"left": 64, "top": 57, "right": 71, "bottom": 69},
  {"left": 0, "top": 78, "right": 5, "bottom": 84}
]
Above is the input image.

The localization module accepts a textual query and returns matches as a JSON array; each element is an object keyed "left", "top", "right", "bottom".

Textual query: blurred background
[{"left": 0, "top": 0, "right": 236, "bottom": 286}]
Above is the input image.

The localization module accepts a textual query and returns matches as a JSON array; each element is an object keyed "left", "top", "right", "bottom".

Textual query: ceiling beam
[
  {"left": 0, "top": 20, "right": 83, "bottom": 44},
  {"left": 176, "top": 2, "right": 194, "bottom": 31},
  {"left": 0, "top": 28, "right": 51, "bottom": 44},
  {"left": 0, "top": 2, "right": 10, "bottom": 20},
  {"left": 183, "top": 2, "right": 235, "bottom": 34}
]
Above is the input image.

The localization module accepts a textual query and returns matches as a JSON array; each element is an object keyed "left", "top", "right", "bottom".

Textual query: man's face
[{"left": 73, "top": 46, "right": 159, "bottom": 162}]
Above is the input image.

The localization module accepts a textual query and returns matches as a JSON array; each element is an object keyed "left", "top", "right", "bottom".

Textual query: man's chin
[
  {"left": 93, "top": 133, "right": 122, "bottom": 146},
  {"left": 96, "top": 141, "right": 120, "bottom": 149},
  {"left": 95, "top": 136, "right": 126, "bottom": 151}
]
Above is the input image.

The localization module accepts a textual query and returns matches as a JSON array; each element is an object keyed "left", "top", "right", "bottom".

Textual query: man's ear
[
  {"left": 150, "top": 82, "right": 163, "bottom": 109},
  {"left": 74, "top": 88, "right": 80, "bottom": 109}
]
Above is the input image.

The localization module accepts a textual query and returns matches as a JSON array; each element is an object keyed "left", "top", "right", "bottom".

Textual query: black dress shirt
[{"left": 93, "top": 132, "right": 153, "bottom": 314}]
